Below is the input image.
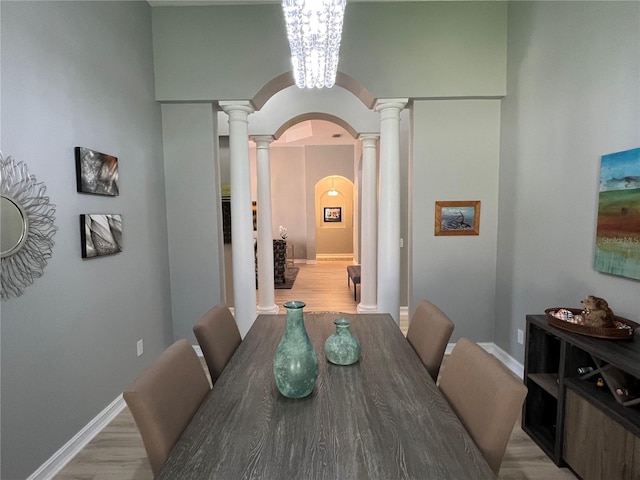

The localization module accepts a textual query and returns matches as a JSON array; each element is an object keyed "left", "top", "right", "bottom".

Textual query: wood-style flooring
[{"left": 54, "top": 259, "right": 575, "bottom": 479}]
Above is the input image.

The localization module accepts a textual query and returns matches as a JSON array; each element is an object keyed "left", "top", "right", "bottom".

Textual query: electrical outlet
[
  {"left": 137, "top": 339, "right": 144, "bottom": 357},
  {"left": 517, "top": 329, "right": 524, "bottom": 345},
  {"left": 400, "top": 238, "right": 404, "bottom": 248}
]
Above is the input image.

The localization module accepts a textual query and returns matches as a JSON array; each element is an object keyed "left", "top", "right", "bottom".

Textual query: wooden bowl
[{"left": 545, "top": 308, "right": 638, "bottom": 340}]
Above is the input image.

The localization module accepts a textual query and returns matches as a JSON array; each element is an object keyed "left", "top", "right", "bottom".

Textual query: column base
[
  {"left": 257, "top": 304, "right": 279, "bottom": 314},
  {"left": 357, "top": 303, "right": 378, "bottom": 313}
]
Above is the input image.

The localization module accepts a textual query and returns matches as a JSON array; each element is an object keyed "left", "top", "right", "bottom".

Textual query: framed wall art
[
  {"left": 435, "top": 200, "right": 480, "bottom": 236},
  {"left": 594, "top": 147, "right": 640, "bottom": 280},
  {"left": 324, "top": 207, "right": 342, "bottom": 223},
  {"left": 80, "top": 214, "right": 123, "bottom": 258},
  {"left": 75, "top": 147, "right": 119, "bottom": 196}
]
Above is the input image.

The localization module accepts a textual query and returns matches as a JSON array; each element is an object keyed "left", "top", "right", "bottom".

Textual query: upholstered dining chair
[
  {"left": 438, "top": 338, "right": 528, "bottom": 475},
  {"left": 123, "top": 338, "right": 211, "bottom": 476},
  {"left": 193, "top": 303, "right": 242, "bottom": 384},
  {"left": 406, "top": 299, "right": 455, "bottom": 382}
]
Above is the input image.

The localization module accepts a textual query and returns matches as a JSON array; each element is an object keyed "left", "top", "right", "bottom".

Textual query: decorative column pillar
[
  {"left": 375, "top": 99, "right": 407, "bottom": 324},
  {"left": 357, "top": 134, "right": 379, "bottom": 313},
  {"left": 220, "top": 101, "right": 256, "bottom": 337},
  {"left": 253, "top": 136, "right": 279, "bottom": 314}
]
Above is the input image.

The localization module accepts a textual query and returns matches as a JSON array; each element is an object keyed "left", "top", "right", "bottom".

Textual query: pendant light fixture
[
  {"left": 282, "top": 0, "right": 347, "bottom": 89},
  {"left": 328, "top": 176, "right": 339, "bottom": 196}
]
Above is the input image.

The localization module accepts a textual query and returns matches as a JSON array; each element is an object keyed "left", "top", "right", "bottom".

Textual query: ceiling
[{"left": 273, "top": 120, "right": 356, "bottom": 147}]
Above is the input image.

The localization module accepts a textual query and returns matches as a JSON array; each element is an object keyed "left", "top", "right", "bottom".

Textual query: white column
[
  {"left": 375, "top": 99, "right": 407, "bottom": 324},
  {"left": 357, "top": 134, "right": 379, "bottom": 313},
  {"left": 220, "top": 101, "right": 256, "bottom": 337},
  {"left": 253, "top": 136, "right": 279, "bottom": 314}
]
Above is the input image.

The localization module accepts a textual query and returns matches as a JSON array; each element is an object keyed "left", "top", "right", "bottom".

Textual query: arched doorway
[{"left": 315, "top": 176, "right": 354, "bottom": 259}]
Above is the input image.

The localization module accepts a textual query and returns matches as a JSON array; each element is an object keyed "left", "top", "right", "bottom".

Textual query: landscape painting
[
  {"left": 594, "top": 148, "right": 640, "bottom": 280},
  {"left": 435, "top": 201, "right": 480, "bottom": 236},
  {"left": 80, "top": 214, "right": 123, "bottom": 258}
]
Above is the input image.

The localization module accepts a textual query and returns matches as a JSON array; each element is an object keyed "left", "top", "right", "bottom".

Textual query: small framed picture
[
  {"left": 80, "top": 214, "right": 123, "bottom": 258},
  {"left": 75, "top": 147, "right": 119, "bottom": 196},
  {"left": 435, "top": 201, "right": 480, "bottom": 236},
  {"left": 324, "top": 207, "right": 342, "bottom": 223}
]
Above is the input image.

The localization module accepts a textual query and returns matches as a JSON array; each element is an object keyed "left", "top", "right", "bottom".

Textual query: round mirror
[
  {"left": 1, "top": 196, "right": 29, "bottom": 258},
  {"left": 1, "top": 153, "right": 57, "bottom": 300}
]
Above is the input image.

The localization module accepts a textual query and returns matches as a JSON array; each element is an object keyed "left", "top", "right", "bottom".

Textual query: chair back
[
  {"left": 123, "top": 339, "right": 210, "bottom": 476},
  {"left": 193, "top": 303, "right": 242, "bottom": 383},
  {"left": 438, "top": 338, "right": 527, "bottom": 474},
  {"left": 406, "top": 300, "right": 455, "bottom": 381}
]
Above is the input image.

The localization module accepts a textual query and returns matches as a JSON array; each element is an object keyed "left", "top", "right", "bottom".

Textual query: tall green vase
[{"left": 273, "top": 301, "right": 319, "bottom": 398}]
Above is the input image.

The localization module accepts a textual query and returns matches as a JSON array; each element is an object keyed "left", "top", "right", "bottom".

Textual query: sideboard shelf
[
  {"left": 528, "top": 373, "right": 559, "bottom": 398},
  {"left": 524, "top": 314, "right": 640, "bottom": 478}
]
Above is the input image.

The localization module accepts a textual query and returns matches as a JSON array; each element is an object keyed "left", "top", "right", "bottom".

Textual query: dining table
[{"left": 157, "top": 312, "right": 496, "bottom": 479}]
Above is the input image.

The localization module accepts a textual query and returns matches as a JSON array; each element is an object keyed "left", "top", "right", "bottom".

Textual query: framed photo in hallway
[
  {"left": 324, "top": 207, "right": 342, "bottom": 222},
  {"left": 435, "top": 201, "right": 480, "bottom": 236}
]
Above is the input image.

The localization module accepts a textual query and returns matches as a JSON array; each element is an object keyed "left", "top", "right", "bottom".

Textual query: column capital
[
  {"left": 374, "top": 98, "right": 408, "bottom": 113},
  {"left": 358, "top": 133, "right": 380, "bottom": 142},
  {"left": 219, "top": 101, "right": 254, "bottom": 116},
  {"left": 251, "top": 135, "right": 274, "bottom": 147}
]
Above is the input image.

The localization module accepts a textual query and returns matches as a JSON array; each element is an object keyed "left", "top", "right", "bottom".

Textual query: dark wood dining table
[{"left": 157, "top": 312, "right": 496, "bottom": 479}]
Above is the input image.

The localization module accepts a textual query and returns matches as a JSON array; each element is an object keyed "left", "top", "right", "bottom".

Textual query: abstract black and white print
[
  {"left": 80, "top": 214, "right": 123, "bottom": 258},
  {"left": 75, "top": 147, "right": 119, "bottom": 196}
]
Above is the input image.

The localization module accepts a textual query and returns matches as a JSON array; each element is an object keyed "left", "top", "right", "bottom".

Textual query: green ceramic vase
[
  {"left": 273, "top": 301, "right": 319, "bottom": 398},
  {"left": 325, "top": 318, "right": 361, "bottom": 365}
]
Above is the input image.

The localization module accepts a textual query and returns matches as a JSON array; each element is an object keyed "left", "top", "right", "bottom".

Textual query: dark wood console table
[{"left": 524, "top": 314, "right": 640, "bottom": 479}]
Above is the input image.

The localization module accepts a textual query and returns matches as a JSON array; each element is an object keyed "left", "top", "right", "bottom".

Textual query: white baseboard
[
  {"left": 400, "top": 306, "right": 409, "bottom": 323},
  {"left": 28, "top": 395, "right": 126, "bottom": 480},
  {"left": 315, "top": 254, "right": 353, "bottom": 260}
]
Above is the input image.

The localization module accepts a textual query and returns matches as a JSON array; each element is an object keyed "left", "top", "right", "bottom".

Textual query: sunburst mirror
[{"left": 1, "top": 153, "right": 57, "bottom": 300}]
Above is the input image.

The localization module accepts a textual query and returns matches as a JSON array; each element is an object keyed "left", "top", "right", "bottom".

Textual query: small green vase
[
  {"left": 273, "top": 301, "right": 319, "bottom": 398},
  {"left": 325, "top": 318, "right": 361, "bottom": 366}
]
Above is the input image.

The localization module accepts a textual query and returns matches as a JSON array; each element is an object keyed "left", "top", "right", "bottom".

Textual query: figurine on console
[{"left": 579, "top": 295, "right": 615, "bottom": 328}]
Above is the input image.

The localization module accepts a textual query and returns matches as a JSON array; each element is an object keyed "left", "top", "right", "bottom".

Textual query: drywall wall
[
  {"left": 161, "top": 103, "right": 225, "bottom": 343},
  {"left": 0, "top": 2, "right": 171, "bottom": 478},
  {"left": 496, "top": 1, "right": 640, "bottom": 361},
  {"left": 304, "top": 145, "right": 356, "bottom": 260},
  {"left": 410, "top": 99, "right": 501, "bottom": 342},
  {"left": 151, "top": 2, "right": 507, "bottom": 102}
]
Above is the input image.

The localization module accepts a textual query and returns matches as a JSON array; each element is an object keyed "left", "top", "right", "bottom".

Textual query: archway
[{"left": 315, "top": 176, "right": 354, "bottom": 259}]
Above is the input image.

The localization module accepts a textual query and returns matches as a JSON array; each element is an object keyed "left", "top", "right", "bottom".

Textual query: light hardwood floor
[{"left": 55, "top": 260, "right": 575, "bottom": 479}]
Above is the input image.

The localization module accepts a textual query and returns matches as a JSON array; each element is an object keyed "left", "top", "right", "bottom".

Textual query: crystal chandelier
[{"left": 282, "top": 0, "right": 346, "bottom": 89}]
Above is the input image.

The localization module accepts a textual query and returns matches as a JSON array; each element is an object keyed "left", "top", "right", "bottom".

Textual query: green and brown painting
[{"left": 595, "top": 148, "right": 640, "bottom": 280}]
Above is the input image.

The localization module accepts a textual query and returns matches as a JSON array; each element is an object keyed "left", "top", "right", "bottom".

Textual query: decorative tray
[{"left": 545, "top": 308, "right": 639, "bottom": 340}]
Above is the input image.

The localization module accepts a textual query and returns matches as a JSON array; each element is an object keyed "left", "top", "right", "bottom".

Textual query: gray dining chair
[
  {"left": 438, "top": 337, "right": 528, "bottom": 475},
  {"left": 123, "top": 338, "right": 211, "bottom": 476},
  {"left": 193, "top": 303, "right": 242, "bottom": 384},
  {"left": 406, "top": 299, "right": 455, "bottom": 382}
]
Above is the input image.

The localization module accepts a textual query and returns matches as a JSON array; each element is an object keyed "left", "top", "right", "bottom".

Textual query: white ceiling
[{"left": 272, "top": 120, "right": 356, "bottom": 147}]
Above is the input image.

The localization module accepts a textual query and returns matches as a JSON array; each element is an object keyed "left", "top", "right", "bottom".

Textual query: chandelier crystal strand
[{"left": 283, "top": 0, "right": 346, "bottom": 89}]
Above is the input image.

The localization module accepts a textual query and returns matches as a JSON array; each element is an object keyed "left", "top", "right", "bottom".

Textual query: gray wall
[
  {"left": 151, "top": 2, "right": 507, "bottom": 101},
  {"left": 305, "top": 146, "right": 356, "bottom": 260},
  {"left": 1, "top": 2, "right": 171, "bottom": 478},
  {"left": 410, "top": 99, "right": 501, "bottom": 342},
  {"left": 496, "top": 1, "right": 640, "bottom": 360},
  {"left": 161, "top": 104, "right": 225, "bottom": 342}
]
